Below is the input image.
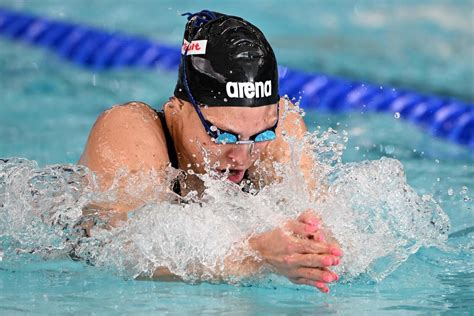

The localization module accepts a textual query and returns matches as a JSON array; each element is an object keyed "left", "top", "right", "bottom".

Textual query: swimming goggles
[
  {"left": 201, "top": 105, "right": 279, "bottom": 145},
  {"left": 181, "top": 25, "right": 279, "bottom": 145}
]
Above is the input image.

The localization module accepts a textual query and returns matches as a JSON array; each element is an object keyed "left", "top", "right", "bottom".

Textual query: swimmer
[{"left": 79, "top": 10, "right": 342, "bottom": 293}]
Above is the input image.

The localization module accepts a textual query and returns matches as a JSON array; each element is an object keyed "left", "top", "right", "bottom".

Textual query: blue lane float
[{"left": 1, "top": 7, "right": 473, "bottom": 149}]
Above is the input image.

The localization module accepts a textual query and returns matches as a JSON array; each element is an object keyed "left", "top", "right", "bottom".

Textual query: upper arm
[
  {"left": 261, "top": 97, "right": 321, "bottom": 193},
  {"left": 264, "top": 97, "right": 309, "bottom": 163},
  {"left": 79, "top": 101, "right": 170, "bottom": 190}
]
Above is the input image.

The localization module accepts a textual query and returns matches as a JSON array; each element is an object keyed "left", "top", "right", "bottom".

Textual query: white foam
[{"left": 0, "top": 110, "right": 450, "bottom": 284}]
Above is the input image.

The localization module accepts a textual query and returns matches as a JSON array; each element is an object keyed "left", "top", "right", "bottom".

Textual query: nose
[{"left": 226, "top": 144, "right": 252, "bottom": 167}]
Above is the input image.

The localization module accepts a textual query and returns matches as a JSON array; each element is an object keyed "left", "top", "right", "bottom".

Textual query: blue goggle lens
[
  {"left": 254, "top": 130, "right": 277, "bottom": 142},
  {"left": 214, "top": 130, "right": 277, "bottom": 144},
  {"left": 215, "top": 132, "right": 238, "bottom": 144}
]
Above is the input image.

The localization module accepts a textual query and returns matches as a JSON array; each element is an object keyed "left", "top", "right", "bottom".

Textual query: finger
[
  {"left": 284, "top": 254, "right": 337, "bottom": 268},
  {"left": 297, "top": 209, "right": 321, "bottom": 227},
  {"left": 284, "top": 220, "right": 318, "bottom": 237},
  {"left": 290, "top": 278, "right": 330, "bottom": 293},
  {"left": 294, "top": 267, "right": 337, "bottom": 283},
  {"left": 313, "top": 231, "right": 326, "bottom": 242},
  {"left": 291, "top": 237, "right": 333, "bottom": 255},
  {"left": 289, "top": 253, "right": 340, "bottom": 268},
  {"left": 301, "top": 238, "right": 344, "bottom": 257},
  {"left": 320, "top": 266, "right": 340, "bottom": 282}
]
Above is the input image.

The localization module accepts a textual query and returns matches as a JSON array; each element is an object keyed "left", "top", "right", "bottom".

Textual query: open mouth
[{"left": 219, "top": 169, "right": 246, "bottom": 183}]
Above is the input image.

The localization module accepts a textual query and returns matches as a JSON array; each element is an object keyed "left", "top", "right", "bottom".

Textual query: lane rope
[{"left": 1, "top": 8, "right": 472, "bottom": 148}]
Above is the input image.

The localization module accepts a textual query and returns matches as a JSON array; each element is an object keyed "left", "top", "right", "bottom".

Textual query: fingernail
[
  {"left": 318, "top": 232, "right": 326, "bottom": 242},
  {"left": 331, "top": 247, "right": 343, "bottom": 257},
  {"left": 323, "top": 287, "right": 330, "bottom": 294},
  {"left": 334, "top": 257, "right": 340, "bottom": 265},
  {"left": 323, "top": 273, "right": 334, "bottom": 282},
  {"left": 322, "top": 256, "right": 333, "bottom": 266},
  {"left": 333, "top": 273, "right": 339, "bottom": 281},
  {"left": 315, "top": 281, "right": 325, "bottom": 288}
]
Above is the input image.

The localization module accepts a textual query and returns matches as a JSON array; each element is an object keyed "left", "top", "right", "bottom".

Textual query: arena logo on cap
[
  {"left": 181, "top": 39, "right": 207, "bottom": 55},
  {"left": 226, "top": 81, "right": 272, "bottom": 99}
]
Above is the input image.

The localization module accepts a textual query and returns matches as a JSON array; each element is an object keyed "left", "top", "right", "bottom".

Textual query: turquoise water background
[{"left": 0, "top": 0, "right": 473, "bottom": 314}]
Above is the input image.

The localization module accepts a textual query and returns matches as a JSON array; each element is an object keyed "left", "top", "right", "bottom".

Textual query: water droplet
[
  {"left": 328, "top": 128, "right": 337, "bottom": 134},
  {"left": 436, "top": 177, "right": 441, "bottom": 182},
  {"left": 385, "top": 145, "right": 395, "bottom": 155},
  {"left": 355, "top": 146, "right": 360, "bottom": 151},
  {"left": 223, "top": 98, "right": 228, "bottom": 102},
  {"left": 394, "top": 112, "right": 400, "bottom": 119},
  {"left": 447, "top": 188, "right": 454, "bottom": 196},
  {"left": 435, "top": 159, "right": 440, "bottom": 164},
  {"left": 187, "top": 163, "right": 191, "bottom": 168},
  {"left": 187, "top": 169, "right": 194, "bottom": 175},
  {"left": 460, "top": 186, "right": 469, "bottom": 195},
  {"left": 422, "top": 194, "right": 431, "bottom": 202},
  {"left": 210, "top": 125, "right": 218, "bottom": 132}
]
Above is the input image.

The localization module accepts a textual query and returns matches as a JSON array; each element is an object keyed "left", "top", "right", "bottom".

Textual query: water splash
[{"left": 0, "top": 113, "right": 450, "bottom": 284}]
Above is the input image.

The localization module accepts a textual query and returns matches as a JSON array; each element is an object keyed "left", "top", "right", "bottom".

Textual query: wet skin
[
  {"left": 79, "top": 97, "right": 342, "bottom": 293},
  {"left": 163, "top": 97, "right": 279, "bottom": 185}
]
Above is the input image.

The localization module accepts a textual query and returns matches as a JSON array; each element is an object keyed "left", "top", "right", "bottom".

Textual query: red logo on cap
[{"left": 181, "top": 40, "right": 207, "bottom": 55}]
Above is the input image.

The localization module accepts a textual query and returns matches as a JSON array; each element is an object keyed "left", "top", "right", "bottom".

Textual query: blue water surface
[{"left": 0, "top": 0, "right": 473, "bottom": 314}]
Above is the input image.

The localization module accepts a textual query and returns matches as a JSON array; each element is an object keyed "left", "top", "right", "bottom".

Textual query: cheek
[
  {"left": 251, "top": 143, "right": 268, "bottom": 157},
  {"left": 182, "top": 133, "right": 223, "bottom": 163}
]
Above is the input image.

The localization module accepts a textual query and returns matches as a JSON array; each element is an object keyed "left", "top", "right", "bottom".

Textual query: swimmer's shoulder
[{"left": 79, "top": 100, "right": 170, "bottom": 177}]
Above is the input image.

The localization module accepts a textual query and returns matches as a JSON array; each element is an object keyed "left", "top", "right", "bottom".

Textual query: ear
[
  {"left": 165, "top": 96, "right": 188, "bottom": 113},
  {"left": 164, "top": 97, "right": 193, "bottom": 131}
]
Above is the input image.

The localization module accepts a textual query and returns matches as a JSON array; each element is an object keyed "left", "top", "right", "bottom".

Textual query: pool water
[{"left": 1, "top": 0, "right": 473, "bottom": 314}]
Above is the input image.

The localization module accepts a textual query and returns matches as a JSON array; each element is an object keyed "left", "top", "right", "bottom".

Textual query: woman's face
[{"left": 170, "top": 99, "right": 279, "bottom": 183}]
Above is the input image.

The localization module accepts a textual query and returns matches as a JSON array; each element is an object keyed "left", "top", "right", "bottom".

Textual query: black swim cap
[{"left": 174, "top": 10, "right": 279, "bottom": 107}]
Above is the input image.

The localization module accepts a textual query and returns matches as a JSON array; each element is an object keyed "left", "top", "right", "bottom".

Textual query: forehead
[{"left": 200, "top": 105, "right": 277, "bottom": 133}]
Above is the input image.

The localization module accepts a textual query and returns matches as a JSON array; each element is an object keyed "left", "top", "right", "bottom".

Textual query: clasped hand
[{"left": 249, "top": 210, "right": 342, "bottom": 293}]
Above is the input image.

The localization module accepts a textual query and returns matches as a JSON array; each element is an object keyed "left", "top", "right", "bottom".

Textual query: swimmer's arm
[
  {"left": 144, "top": 215, "right": 341, "bottom": 294},
  {"left": 262, "top": 97, "right": 325, "bottom": 197},
  {"left": 219, "top": 215, "right": 341, "bottom": 292},
  {"left": 137, "top": 246, "right": 263, "bottom": 282},
  {"left": 78, "top": 101, "right": 171, "bottom": 217}
]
